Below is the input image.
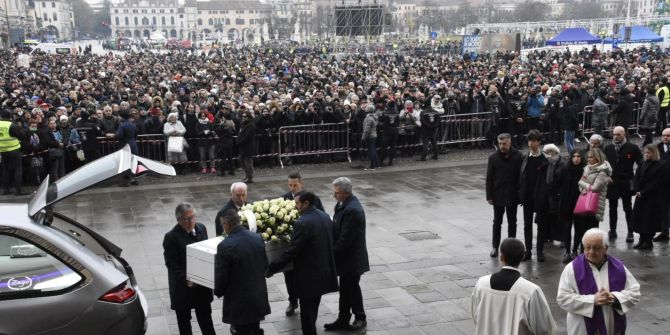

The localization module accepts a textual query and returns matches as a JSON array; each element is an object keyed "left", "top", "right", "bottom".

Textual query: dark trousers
[
  {"left": 366, "top": 138, "right": 379, "bottom": 169},
  {"left": 299, "top": 296, "right": 321, "bottom": 335},
  {"left": 284, "top": 270, "right": 298, "bottom": 305},
  {"left": 1, "top": 150, "right": 22, "bottom": 193},
  {"left": 420, "top": 133, "right": 438, "bottom": 159},
  {"left": 608, "top": 180, "right": 633, "bottom": 233},
  {"left": 379, "top": 133, "right": 397, "bottom": 165},
  {"left": 338, "top": 273, "right": 365, "bottom": 321},
  {"left": 175, "top": 305, "right": 216, "bottom": 335},
  {"left": 640, "top": 128, "right": 654, "bottom": 147},
  {"left": 658, "top": 107, "right": 669, "bottom": 134},
  {"left": 492, "top": 205, "right": 517, "bottom": 249},
  {"left": 240, "top": 155, "right": 253, "bottom": 180},
  {"left": 661, "top": 196, "right": 670, "bottom": 233},
  {"left": 523, "top": 203, "right": 545, "bottom": 254},
  {"left": 564, "top": 214, "right": 585, "bottom": 253},
  {"left": 218, "top": 147, "right": 234, "bottom": 173},
  {"left": 233, "top": 321, "right": 262, "bottom": 335}
]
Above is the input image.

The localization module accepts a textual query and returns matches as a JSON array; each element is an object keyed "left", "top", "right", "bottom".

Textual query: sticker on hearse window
[{"left": 2, "top": 277, "right": 34, "bottom": 291}]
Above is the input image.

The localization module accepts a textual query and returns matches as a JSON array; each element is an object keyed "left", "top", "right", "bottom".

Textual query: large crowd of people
[{"left": 1, "top": 41, "right": 669, "bottom": 192}]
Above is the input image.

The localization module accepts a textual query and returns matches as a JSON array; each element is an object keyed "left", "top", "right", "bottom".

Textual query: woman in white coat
[{"left": 164, "top": 112, "right": 188, "bottom": 174}]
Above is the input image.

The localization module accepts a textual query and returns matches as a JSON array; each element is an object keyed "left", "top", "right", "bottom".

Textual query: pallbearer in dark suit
[
  {"left": 267, "top": 191, "right": 339, "bottom": 335},
  {"left": 325, "top": 177, "right": 370, "bottom": 332},
  {"left": 654, "top": 128, "right": 670, "bottom": 241},
  {"left": 214, "top": 182, "right": 249, "bottom": 236},
  {"left": 215, "top": 210, "right": 271, "bottom": 335},
  {"left": 163, "top": 203, "right": 215, "bottom": 335},
  {"left": 281, "top": 171, "right": 324, "bottom": 316}
]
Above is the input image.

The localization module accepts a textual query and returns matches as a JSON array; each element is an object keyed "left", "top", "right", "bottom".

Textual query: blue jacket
[
  {"left": 214, "top": 226, "right": 271, "bottom": 325},
  {"left": 526, "top": 95, "right": 545, "bottom": 118},
  {"left": 116, "top": 119, "right": 138, "bottom": 154}
]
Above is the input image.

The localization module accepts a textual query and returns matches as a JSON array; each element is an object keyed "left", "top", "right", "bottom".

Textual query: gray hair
[
  {"left": 230, "top": 182, "right": 247, "bottom": 193},
  {"left": 543, "top": 143, "right": 560, "bottom": 155},
  {"left": 332, "top": 177, "right": 352, "bottom": 193},
  {"left": 497, "top": 133, "right": 512, "bottom": 141},
  {"left": 582, "top": 228, "right": 609, "bottom": 247},
  {"left": 175, "top": 202, "right": 194, "bottom": 218},
  {"left": 589, "top": 134, "right": 604, "bottom": 144}
]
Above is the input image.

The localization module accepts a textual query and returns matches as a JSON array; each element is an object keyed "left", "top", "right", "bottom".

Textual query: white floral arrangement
[{"left": 239, "top": 198, "right": 299, "bottom": 243}]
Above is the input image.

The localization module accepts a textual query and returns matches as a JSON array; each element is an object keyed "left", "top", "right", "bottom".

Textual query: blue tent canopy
[
  {"left": 605, "top": 26, "right": 663, "bottom": 43},
  {"left": 546, "top": 28, "right": 601, "bottom": 46}
]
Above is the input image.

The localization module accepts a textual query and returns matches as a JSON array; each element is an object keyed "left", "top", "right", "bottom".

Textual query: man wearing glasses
[{"left": 163, "top": 203, "right": 216, "bottom": 335}]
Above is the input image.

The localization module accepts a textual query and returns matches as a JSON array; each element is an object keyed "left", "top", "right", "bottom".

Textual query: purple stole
[{"left": 572, "top": 254, "right": 627, "bottom": 335}]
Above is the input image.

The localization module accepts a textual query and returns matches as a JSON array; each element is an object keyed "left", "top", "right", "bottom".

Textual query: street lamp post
[{"left": 3, "top": 0, "right": 11, "bottom": 48}]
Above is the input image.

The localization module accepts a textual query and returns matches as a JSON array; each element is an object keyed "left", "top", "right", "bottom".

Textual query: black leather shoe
[
  {"left": 626, "top": 233, "right": 634, "bottom": 243},
  {"left": 537, "top": 253, "right": 546, "bottom": 262},
  {"left": 324, "top": 319, "right": 350, "bottom": 331},
  {"left": 490, "top": 248, "right": 498, "bottom": 258},
  {"left": 653, "top": 233, "right": 670, "bottom": 242},
  {"left": 349, "top": 319, "right": 367, "bottom": 331},
  {"left": 285, "top": 303, "right": 298, "bottom": 316},
  {"left": 522, "top": 251, "right": 532, "bottom": 261}
]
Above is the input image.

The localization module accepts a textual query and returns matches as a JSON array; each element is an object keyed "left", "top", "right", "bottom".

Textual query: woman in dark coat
[
  {"left": 559, "top": 149, "right": 585, "bottom": 263},
  {"left": 540, "top": 144, "right": 566, "bottom": 245},
  {"left": 632, "top": 144, "right": 663, "bottom": 250}
]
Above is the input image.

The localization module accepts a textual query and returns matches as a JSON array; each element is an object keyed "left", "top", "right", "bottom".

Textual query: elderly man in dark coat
[
  {"left": 267, "top": 191, "right": 339, "bottom": 335},
  {"left": 215, "top": 210, "right": 271, "bottom": 334},
  {"left": 214, "top": 182, "right": 249, "bottom": 236},
  {"left": 325, "top": 177, "right": 370, "bottom": 331},
  {"left": 163, "top": 203, "right": 215, "bottom": 335},
  {"left": 486, "top": 133, "right": 522, "bottom": 258}
]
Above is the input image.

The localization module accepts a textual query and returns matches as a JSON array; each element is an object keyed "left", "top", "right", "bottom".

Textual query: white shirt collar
[
  {"left": 529, "top": 149, "right": 542, "bottom": 157},
  {"left": 502, "top": 266, "right": 521, "bottom": 272}
]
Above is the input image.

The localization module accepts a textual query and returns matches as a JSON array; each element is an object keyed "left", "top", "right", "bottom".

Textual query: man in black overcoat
[
  {"left": 604, "top": 126, "right": 642, "bottom": 242},
  {"left": 214, "top": 181, "right": 249, "bottom": 236},
  {"left": 237, "top": 111, "right": 256, "bottom": 183},
  {"left": 163, "top": 203, "right": 215, "bottom": 335},
  {"left": 325, "top": 177, "right": 370, "bottom": 331},
  {"left": 280, "top": 171, "right": 324, "bottom": 316},
  {"left": 267, "top": 191, "right": 339, "bottom": 335},
  {"left": 486, "top": 133, "right": 522, "bottom": 258},
  {"left": 215, "top": 210, "right": 271, "bottom": 334},
  {"left": 654, "top": 128, "right": 670, "bottom": 241}
]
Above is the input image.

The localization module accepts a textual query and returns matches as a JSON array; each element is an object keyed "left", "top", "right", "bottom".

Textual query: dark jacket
[
  {"left": 518, "top": 152, "right": 549, "bottom": 208},
  {"left": 603, "top": 141, "right": 642, "bottom": 181},
  {"left": 282, "top": 191, "right": 324, "bottom": 211},
  {"left": 115, "top": 119, "right": 138, "bottom": 154},
  {"left": 214, "top": 199, "right": 247, "bottom": 236},
  {"left": 486, "top": 148, "right": 523, "bottom": 206},
  {"left": 237, "top": 121, "right": 256, "bottom": 157},
  {"left": 657, "top": 142, "right": 670, "bottom": 197},
  {"left": 215, "top": 123, "right": 235, "bottom": 148},
  {"left": 163, "top": 223, "right": 214, "bottom": 310},
  {"left": 268, "top": 207, "right": 339, "bottom": 298},
  {"left": 75, "top": 119, "right": 101, "bottom": 153},
  {"left": 633, "top": 160, "right": 663, "bottom": 235},
  {"left": 332, "top": 195, "right": 370, "bottom": 276},
  {"left": 214, "top": 226, "right": 271, "bottom": 325},
  {"left": 559, "top": 160, "right": 585, "bottom": 217},
  {"left": 612, "top": 92, "right": 634, "bottom": 130},
  {"left": 563, "top": 100, "right": 580, "bottom": 131}
]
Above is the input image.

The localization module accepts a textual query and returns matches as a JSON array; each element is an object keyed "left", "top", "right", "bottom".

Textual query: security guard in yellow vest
[
  {"left": 656, "top": 78, "right": 670, "bottom": 133},
  {"left": 0, "top": 110, "right": 26, "bottom": 196}
]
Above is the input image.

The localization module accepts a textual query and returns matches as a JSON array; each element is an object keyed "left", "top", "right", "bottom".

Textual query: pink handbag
[{"left": 574, "top": 186, "right": 599, "bottom": 216}]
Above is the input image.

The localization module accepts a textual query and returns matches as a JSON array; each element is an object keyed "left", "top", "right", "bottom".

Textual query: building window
[
  {"left": 171, "top": 16, "right": 174, "bottom": 25},
  {"left": 208, "top": 18, "right": 213, "bottom": 25},
  {"left": 43, "top": 13, "right": 48, "bottom": 21},
  {"left": 134, "top": 17, "right": 138, "bottom": 25},
  {"left": 170, "top": 9, "right": 174, "bottom": 13},
  {"left": 225, "top": 18, "right": 230, "bottom": 25},
  {"left": 198, "top": 18, "right": 202, "bottom": 25},
  {"left": 42, "top": 1, "right": 45, "bottom": 7},
  {"left": 152, "top": 17, "right": 156, "bottom": 25},
  {"left": 53, "top": 13, "right": 57, "bottom": 21},
  {"left": 133, "top": 9, "right": 138, "bottom": 13},
  {"left": 51, "top": 1, "right": 55, "bottom": 8},
  {"left": 162, "top": 17, "right": 166, "bottom": 25},
  {"left": 125, "top": 17, "right": 129, "bottom": 25},
  {"left": 114, "top": 9, "right": 118, "bottom": 14},
  {"left": 235, "top": 18, "right": 244, "bottom": 25},
  {"left": 115, "top": 17, "right": 119, "bottom": 25},
  {"left": 141, "top": 9, "right": 147, "bottom": 13},
  {"left": 160, "top": 9, "right": 164, "bottom": 13}
]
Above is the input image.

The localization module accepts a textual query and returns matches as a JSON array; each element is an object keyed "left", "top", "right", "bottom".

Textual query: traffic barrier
[
  {"left": 277, "top": 122, "right": 350, "bottom": 168},
  {"left": 580, "top": 102, "right": 640, "bottom": 142}
]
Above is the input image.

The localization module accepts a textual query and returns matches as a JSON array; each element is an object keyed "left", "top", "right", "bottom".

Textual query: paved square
[{"left": 53, "top": 161, "right": 670, "bottom": 334}]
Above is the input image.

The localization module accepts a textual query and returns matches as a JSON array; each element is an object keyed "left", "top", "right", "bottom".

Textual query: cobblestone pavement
[{"left": 4, "top": 140, "right": 668, "bottom": 335}]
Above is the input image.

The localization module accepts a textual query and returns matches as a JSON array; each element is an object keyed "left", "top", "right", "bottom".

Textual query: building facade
[
  {"left": 194, "top": 0, "right": 271, "bottom": 42},
  {"left": 110, "top": 0, "right": 184, "bottom": 39},
  {"left": 33, "top": 0, "right": 75, "bottom": 40}
]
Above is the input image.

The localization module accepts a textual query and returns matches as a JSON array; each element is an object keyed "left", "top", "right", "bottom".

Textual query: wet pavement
[{"left": 6, "top": 146, "right": 670, "bottom": 335}]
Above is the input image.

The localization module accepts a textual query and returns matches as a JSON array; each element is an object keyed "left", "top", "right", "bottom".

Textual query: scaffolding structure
[
  {"left": 330, "top": 0, "right": 385, "bottom": 43},
  {"left": 465, "top": 15, "right": 670, "bottom": 37}
]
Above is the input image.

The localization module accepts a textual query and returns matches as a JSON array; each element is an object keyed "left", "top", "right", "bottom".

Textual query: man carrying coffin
[
  {"left": 557, "top": 228, "right": 641, "bottom": 335},
  {"left": 215, "top": 210, "right": 271, "bottom": 335}
]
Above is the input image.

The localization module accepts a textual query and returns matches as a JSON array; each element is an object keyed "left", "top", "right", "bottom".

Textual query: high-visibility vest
[
  {"left": 657, "top": 86, "right": 670, "bottom": 108},
  {"left": 0, "top": 121, "right": 21, "bottom": 153}
]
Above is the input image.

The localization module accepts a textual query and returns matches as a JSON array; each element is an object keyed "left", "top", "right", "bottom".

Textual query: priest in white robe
[
  {"left": 472, "top": 238, "right": 557, "bottom": 335},
  {"left": 557, "top": 228, "right": 641, "bottom": 335}
]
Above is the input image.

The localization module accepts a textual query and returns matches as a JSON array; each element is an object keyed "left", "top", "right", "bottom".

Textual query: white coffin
[{"left": 186, "top": 237, "right": 224, "bottom": 289}]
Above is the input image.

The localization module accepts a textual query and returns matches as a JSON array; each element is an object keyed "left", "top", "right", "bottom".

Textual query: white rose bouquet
[{"left": 238, "top": 198, "right": 299, "bottom": 243}]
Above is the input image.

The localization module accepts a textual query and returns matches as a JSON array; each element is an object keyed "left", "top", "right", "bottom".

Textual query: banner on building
[{"left": 462, "top": 34, "right": 519, "bottom": 56}]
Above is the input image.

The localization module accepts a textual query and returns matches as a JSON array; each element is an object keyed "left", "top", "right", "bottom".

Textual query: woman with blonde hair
[{"left": 576, "top": 148, "right": 613, "bottom": 243}]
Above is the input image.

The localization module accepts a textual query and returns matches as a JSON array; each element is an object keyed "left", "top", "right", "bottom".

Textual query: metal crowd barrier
[
  {"left": 437, "top": 112, "right": 493, "bottom": 145},
  {"left": 580, "top": 102, "right": 640, "bottom": 142},
  {"left": 277, "top": 122, "right": 351, "bottom": 168},
  {"left": 98, "top": 134, "right": 167, "bottom": 160}
]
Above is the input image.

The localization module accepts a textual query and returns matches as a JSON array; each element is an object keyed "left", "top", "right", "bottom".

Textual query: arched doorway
[
  {"left": 134, "top": 30, "right": 141, "bottom": 38},
  {"left": 44, "top": 25, "right": 59, "bottom": 38},
  {"left": 227, "top": 28, "right": 239, "bottom": 41},
  {"left": 170, "top": 29, "right": 177, "bottom": 38},
  {"left": 143, "top": 30, "right": 150, "bottom": 38}
]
